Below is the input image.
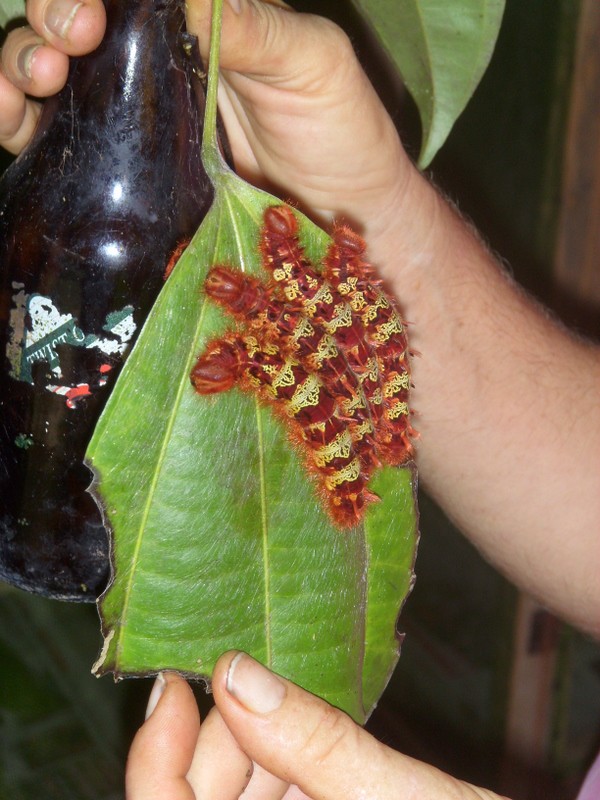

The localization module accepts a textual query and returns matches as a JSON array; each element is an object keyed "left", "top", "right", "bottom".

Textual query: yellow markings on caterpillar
[
  {"left": 288, "top": 373, "right": 321, "bottom": 414},
  {"left": 342, "top": 389, "right": 367, "bottom": 415},
  {"left": 325, "top": 457, "right": 361, "bottom": 490},
  {"left": 284, "top": 279, "right": 301, "bottom": 302},
  {"left": 325, "top": 302, "right": 352, "bottom": 333},
  {"left": 314, "top": 429, "right": 353, "bottom": 468},
  {"left": 315, "top": 334, "right": 339, "bottom": 363},
  {"left": 293, "top": 316, "right": 315, "bottom": 341},
  {"left": 305, "top": 283, "right": 334, "bottom": 316},
  {"left": 374, "top": 315, "right": 405, "bottom": 343},
  {"left": 272, "top": 360, "right": 297, "bottom": 389},
  {"left": 351, "top": 418, "right": 375, "bottom": 442},
  {"left": 384, "top": 371, "right": 411, "bottom": 396},
  {"left": 387, "top": 399, "right": 410, "bottom": 419}
]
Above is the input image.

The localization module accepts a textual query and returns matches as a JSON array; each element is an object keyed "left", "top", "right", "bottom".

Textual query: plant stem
[{"left": 201, "top": 0, "right": 225, "bottom": 179}]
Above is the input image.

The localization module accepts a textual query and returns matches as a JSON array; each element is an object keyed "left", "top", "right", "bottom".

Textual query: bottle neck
[{"left": 34, "top": 0, "right": 190, "bottom": 139}]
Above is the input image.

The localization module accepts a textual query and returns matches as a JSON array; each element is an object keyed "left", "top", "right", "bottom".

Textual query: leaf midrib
[
  {"left": 115, "top": 269, "right": 211, "bottom": 656},
  {"left": 223, "top": 187, "right": 273, "bottom": 667}
]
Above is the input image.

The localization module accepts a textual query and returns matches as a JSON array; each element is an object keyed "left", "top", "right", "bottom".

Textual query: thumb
[
  {"left": 186, "top": 0, "right": 351, "bottom": 87},
  {"left": 213, "top": 652, "right": 510, "bottom": 800}
]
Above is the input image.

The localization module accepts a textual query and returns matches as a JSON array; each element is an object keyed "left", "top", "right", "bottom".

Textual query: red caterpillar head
[
  {"left": 205, "top": 266, "right": 266, "bottom": 318},
  {"left": 326, "top": 225, "right": 380, "bottom": 286},
  {"left": 333, "top": 226, "right": 366, "bottom": 258},
  {"left": 191, "top": 338, "right": 241, "bottom": 394},
  {"left": 263, "top": 205, "right": 298, "bottom": 241}
]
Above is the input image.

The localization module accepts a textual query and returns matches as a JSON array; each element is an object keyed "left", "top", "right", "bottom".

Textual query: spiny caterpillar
[
  {"left": 259, "top": 206, "right": 413, "bottom": 468},
  {"left": 325, "top": 223, "right": 412, "bottom": 465},
  {"left": 191, "top": 205, "right": 415, "bottom": 529},
  {"left": 192, "top": 333, "right": 378, "bottom": 527},
  {"left": 203, "top": 265, "right": 378, "bottom": 472}
]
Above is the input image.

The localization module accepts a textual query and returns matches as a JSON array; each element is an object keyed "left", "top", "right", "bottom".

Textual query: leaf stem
[{"left": 201, "top": 0, "right": 226, "bottom": 179}]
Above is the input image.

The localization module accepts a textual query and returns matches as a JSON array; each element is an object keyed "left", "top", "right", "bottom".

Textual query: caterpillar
[
  {"left": 204, "top": 265, "right": 379, "bottom": 472},
  {"left": 324, "top": 226, "right": 415, "bottom": 464},
  {"left": 260, "top": 206, "right": 387, "bottom": 454},
  {"left": 191, "top": 332, "right": 378, "bottom": 527},
  {"left": 190, "top": 204, "right": 416, "bottom": 529}
]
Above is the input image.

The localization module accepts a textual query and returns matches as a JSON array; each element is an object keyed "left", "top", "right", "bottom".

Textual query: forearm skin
[{"left": 366, "top": 165, "right": 600, "bottom": 638}]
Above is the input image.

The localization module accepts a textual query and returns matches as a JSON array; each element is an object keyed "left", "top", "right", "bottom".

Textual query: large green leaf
[
  {"left": 351, "top": 0, "right": 505, "bottom": 166},
  {"left": 87, "top": 0, "right": 418, "bottom": 723}
]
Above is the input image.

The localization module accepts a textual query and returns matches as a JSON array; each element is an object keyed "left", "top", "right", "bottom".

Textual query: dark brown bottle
[{"left": 0, "top": 0, "right": 213, "bottom": 600}]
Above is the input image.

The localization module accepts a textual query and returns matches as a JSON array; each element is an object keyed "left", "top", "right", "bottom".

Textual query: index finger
[{"left": 25, "top": 0, "right": 106, "bottom": 55}]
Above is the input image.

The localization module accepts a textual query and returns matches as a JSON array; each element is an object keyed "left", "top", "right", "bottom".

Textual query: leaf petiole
[{"left": 201, "top": 0, "right": 226, "bottom": 180}]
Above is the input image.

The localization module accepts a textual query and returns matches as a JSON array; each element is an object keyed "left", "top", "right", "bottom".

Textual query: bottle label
[{"left": 6, "top": 282, "right": 137, "bottom": 407}]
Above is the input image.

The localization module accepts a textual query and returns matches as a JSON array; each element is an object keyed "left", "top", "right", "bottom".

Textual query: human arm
[{"left": 381, "top": 193, "right": 600, "bottom": 637}]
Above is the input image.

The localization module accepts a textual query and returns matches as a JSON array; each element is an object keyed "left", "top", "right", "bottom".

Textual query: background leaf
[
  {"left": 0, "top": 588, "right": 127, "bottom": 800},
  {"left": 351, "top": 0, "right": 505, "bottom": 166},
  {"left": 0, "top": 0, "right": 24, "bottom": 28}
]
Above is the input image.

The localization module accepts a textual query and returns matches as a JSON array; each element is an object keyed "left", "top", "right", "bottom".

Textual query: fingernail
[
  {"left": 227, "top": 0, "right": 242, "bottom": 15},
  {"left": 145, "top": 672, "right": 166, "bottom": 720},
  {"left": 17, "top": 45, "right": 40, "bottom": 80},
  {"left": 45, "top": 0, "right": 83, "bottom": 39},
  {"left": 226, "top": 653, "right": 286, "bottom": 714}
]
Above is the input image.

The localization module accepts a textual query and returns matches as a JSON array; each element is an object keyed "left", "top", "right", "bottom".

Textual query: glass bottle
[{"left": 0, "top": 0, "right": 213, "bottom": 600}]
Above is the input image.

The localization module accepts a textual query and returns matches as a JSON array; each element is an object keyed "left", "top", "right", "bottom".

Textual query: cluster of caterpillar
[{"left": 191, "top": 205, "right": 415, "bottom": 529}]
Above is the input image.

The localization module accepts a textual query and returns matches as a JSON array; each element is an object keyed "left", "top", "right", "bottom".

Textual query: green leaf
[
  {"left": 351, "top": 0, "right": 505, "bottom": 166},
  {"left": 87, "top": 0, "right": 419, "bottom": 723},
  {"left": 88, "top": 169, "right": 418, "bottom": 721},
  {"left": 0, "top": 0, "right": 25, "bottom": 28}
]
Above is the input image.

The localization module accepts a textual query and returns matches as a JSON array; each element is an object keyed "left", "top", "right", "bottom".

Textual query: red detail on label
[{"left": 48, "top": 382, "right": 92, "bottom": 408}]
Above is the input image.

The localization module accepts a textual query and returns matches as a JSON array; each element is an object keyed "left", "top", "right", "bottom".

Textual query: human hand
[
  {"left": 185, "top": 0, "right": 415, "bottom": 234},
  {"left": 0, "top": 0, "right": 105, "bottom": 153},
  {"left": 126, "top": 653, "right": 510, "bottom": 800},
  {"left": 1, "top": 0, "right": 420, "bottom": 240}
]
